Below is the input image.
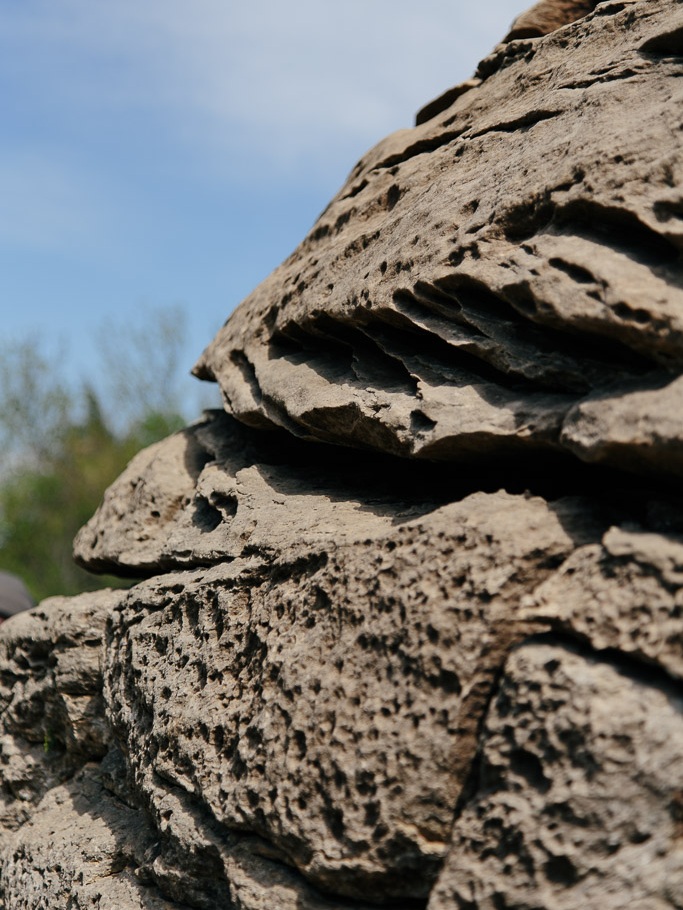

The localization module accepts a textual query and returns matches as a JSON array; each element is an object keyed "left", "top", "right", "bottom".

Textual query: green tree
[{"left": 0, "top": 308, "right": 199, "bottom": 602}]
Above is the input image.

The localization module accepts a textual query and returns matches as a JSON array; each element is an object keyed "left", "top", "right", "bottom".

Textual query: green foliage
[{"left": 0, "top": 308, "right": 198, "bottom": 603}]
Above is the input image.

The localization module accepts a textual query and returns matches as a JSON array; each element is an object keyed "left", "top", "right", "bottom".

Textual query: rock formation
[
  {"left": 505, "top": 0, "right": 602, "bottom": 40},
  {"left": 2, "top": 0, "right": 683, "bottom": 907}
]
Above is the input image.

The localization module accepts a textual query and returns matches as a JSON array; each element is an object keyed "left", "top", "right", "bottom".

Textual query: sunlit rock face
[
  {"left": 3, "top": 2, "right": 683, "bottom": 908},
  {"left": 194, "top": 0, "right": 683, "bottom": 478}
]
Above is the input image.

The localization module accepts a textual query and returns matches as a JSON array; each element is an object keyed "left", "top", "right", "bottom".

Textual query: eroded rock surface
[
  {"left": 429, "top": 642, "right": 683, "bottom": 910},
  {"left": 103, "top": 493, "right": 598, "bottom": 902},
  {"left": 73, "top": 410, "right": 450, "bottom": 575},
  {"left": 0, "top": 589, "right": 121, "bottom": 833},
  {"left": 2, "top": 1, "right": 683, "bottom": 908},
  {"left": 195, "top": 0, "right": 683, "bottom": 477}
]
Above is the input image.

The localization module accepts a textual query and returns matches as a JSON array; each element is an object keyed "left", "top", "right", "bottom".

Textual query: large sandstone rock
[
  {"left": 2, "top": 1, "right": 683, "bottom": 908},
  {"left": 194, "top": 0, "right": 683, "bottom": 477}
]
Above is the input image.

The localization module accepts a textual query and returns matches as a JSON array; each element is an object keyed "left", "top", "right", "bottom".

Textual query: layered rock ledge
[{"left": 2, "top": 1, "right": 683, "bottom": 907}]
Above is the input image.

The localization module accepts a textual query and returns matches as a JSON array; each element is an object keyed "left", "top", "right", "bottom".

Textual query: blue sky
[{"left": 1, "top": 0, "right": 524, "bottom": 415}]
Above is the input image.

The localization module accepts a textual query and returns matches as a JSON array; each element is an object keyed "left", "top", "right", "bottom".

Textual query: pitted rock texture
[
  {"left": 2, "top": 765, "right": 183, "bottom": 910},
  {"left": 73, "top": 410, "right": 450, "bottom": 575},
  {"left": 0, "top": 589, "right": 121, "bottom": 833},
  {"left": 3, "top": 1, "right": 683, "bottom": 908},
  {"left": 5, "top": 488, "right": 683, "bottom": 908},
  {"left": 521, "top": 518, "right": 683, "bottom": 677},
  {"left": 194, "top": 0, "right": 683, "bottom": 476},
  {"left": 102, "top": 493, "right": 598, "bottom": 902},
  {"left": 428, "top": 641, "right": 683, "bottom": 910}
]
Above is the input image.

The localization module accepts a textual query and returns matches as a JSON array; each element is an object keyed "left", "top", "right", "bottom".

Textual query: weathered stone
[
  {"left": 505, "top": 0, "right": 602, "bottom": 40},
  {"left": 1, "top": 765, "right": 182, "bottom": 910},
  {"left": 0, "top": 589, "right": 121, "bottom": 833},
  {"left": 194, "top": 0, "right": 683, "bottom": 477},
  {"left": 428, "top": 641, "right": 683, "bottom": 909},
  {"left": 521, "top": 519, "right": 683, "bottom": 679},
  {"left": 3, "top": 1, "right": 683, "bottom": 907},
  {"left": 73, "top": 409, "right": 449, "bottom": 575},
  {"left": 103, "top": 492, "right": 597, "bottom": 902},
  {"left": 561, "top": 373, "right": 683, "bottom": 474}
]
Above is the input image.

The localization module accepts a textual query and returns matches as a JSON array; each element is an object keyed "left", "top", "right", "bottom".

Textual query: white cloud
[
  {"left": 0, "top": 0, "right": 525, "bottom": 182},
  {"left": 124, "top": 0, "right": 526, "bottom": 177}
]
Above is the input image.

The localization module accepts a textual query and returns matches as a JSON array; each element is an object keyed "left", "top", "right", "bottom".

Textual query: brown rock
[
  {"left": 561, "top": 373, "right": 683, "bottom": 475},
  {"left": 0, "top": 589, "right": 121, "bottom": 833},
  {"left": 194, "top": 0, "right": 683, "bottom": 477},
  {"left": 3, "top": 2, "right": 683, "bottom": 908},
  {"left": 505, "top": 0, "right": 602, "bottom": 41},
  {"left": 103, "top": 492, "right": 596, "bottom": 902},
  {"left": 429, "top": 641, "right": 683, "bottom": 909},
  {"left": 1, "top": 765, "right": 180, "bottom": 910},
  {"left": 73, "top": 409, "right": 449, "bottom": 576},
  {"left": 521, "top": 518, "right": 683, "bottom": 679}
]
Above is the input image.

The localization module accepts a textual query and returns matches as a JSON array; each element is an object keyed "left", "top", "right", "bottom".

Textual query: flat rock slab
[
  {"left": 74, "top": 410, "right": 451, "bottom": 576},
  {"left": 195, "top": 0, "right": 683, "bottom": 476}
]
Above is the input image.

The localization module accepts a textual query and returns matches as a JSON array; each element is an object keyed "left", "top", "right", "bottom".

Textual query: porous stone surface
[
  {"left": 102, "top": 493, "right": 598, "bottom": 902},
  {"left": 521, "top": 518, "right": 683, "bottom": 678},
  {"left": 2, "top": 1, "right": 683, "bottom": 908},
  {"left": 2, "top": 766, "right": 183, "bottom": 910},
  {"left": 73, "top": 410, "right": 449, "bottom": 575},
  {"left": 428, "top": 642, "right": 683, "bottom": 910},
  {"left": 0, "top": 589, "right": 121, "bottom": 833}
]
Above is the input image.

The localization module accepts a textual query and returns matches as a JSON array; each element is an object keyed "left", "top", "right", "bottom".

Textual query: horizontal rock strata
[
  {"left": 73, "top": 410, "right": 449, "bottom": 575},
  {"left": 2, "top": 1, "right": 683, "bottom": 908},
  {"left": 195, "top": 0, "right": 683, "bottom": 477}
]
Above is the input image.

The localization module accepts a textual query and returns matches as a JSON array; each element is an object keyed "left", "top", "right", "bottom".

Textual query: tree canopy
[{"left": 0, "top": 307, "right": 211, "bottom": 602}]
